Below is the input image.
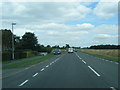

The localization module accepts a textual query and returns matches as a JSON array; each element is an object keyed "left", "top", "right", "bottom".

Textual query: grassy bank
[
  {"left": 3, "top": 53, "right": 55, "bottom": 69},
  {"left": 79, "top": 49, "right": 119, "bottom": 62},
  {"left": 2, "top": 56, "right": 37, "bottom": 64}
]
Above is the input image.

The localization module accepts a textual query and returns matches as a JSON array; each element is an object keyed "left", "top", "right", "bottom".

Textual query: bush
[
  {"left": 2, "top": 51, "right": 12, "bottom": 61},
  {"left": 14, "top": 51, "right": 27, "bottom": 59},
  {"left": 2, "top": 51, "right": 27, "bottom": 61},
  {"left": 23, "top": 50, "right": 38, "bottom": 58}
]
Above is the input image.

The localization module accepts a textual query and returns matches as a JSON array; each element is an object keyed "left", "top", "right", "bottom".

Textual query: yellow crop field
[{"left": 80, "top": 49, "right": 119, "bottom": 62}]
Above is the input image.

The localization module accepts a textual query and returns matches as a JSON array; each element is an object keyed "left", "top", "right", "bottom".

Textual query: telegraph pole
[{"left": 12, "top": 23, "right": 16, "bottom": 60}]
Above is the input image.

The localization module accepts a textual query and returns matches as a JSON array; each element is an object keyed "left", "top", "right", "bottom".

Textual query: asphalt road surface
[{"left": 2, "top": 52, "right": 119, "bottom": 89}]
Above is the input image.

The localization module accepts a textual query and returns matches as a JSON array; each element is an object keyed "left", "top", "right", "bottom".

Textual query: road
[{"left": 2, "top": 52, "right": 119, "bottom": 89}]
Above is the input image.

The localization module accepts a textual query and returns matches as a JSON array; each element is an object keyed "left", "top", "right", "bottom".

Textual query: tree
[
  {"left": 52, "top": 45, "right": 60, "bottom": 49},
  {"left": 47, "top": 45, "right": 51, "bottom": 48},
  {"left": 20, "top": 32, "right": 38, "bottom": 50},
  {"left": 65, "top": 44, "right": 70, "bottom": 49},
  {"left": 1, "top": 29, "right": 12, "bottom": 51},
  {"left": 14, "top": 35, "right": 21, "bottom": 50}
]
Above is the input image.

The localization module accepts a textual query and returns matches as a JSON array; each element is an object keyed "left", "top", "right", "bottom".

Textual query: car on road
[
  {"left": 68, "top": 48, "right": 74, "bottom": 53},
  {"left": 53, "top": 49, "right": 61, "bottom": 55}
]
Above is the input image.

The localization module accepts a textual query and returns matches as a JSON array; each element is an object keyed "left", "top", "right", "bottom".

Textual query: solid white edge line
[
  {"left": 19, "top": 80, "right": 28, "bottom": 86},
  {"left": 110, "top": 87, "right": 116, "bottom": 90},
  {"left": 88, "top": 66, "right": 100, "bottom": 77},
  {"left": 41, "top": 68, "right": 45, "bottom": 71},
  {"left": 33, "top": 73, "right": 38, "bottom": 77},
  {"left": 82, "top": 60, "right": 86, "bottom": 64}
]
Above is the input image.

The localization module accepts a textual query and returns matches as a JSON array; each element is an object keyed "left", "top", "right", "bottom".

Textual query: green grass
[
  {"left": 2, "top": 56, "right": 37, "bottom": 64},
  {"left": 3, "top": 53, "right": 55, "bottom": 69},
  {"left": 80, "top": 50, "right": 119, "bottom": 62}
]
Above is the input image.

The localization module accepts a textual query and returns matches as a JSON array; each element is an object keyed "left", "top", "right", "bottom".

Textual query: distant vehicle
[
  {"left": 53, "top": 49, "right": 61, "bottom": 55},
  {"left": 68, "top": 48, "right": 74, "bottom": 53}
]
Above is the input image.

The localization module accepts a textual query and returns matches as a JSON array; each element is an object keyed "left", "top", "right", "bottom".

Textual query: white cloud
[
  {"left": 76, "top": 23, "right": 94, "bottom": 30},
  {"left": 1, "top": 2, "right": 91, "bottom": 27},
  {"left": 92, "top": 25, "right": 118, "bottom": 34},
  {"left": 12, "top": 22, "right": 118, "bottom": 46},
  {"left": 93, "top": 2, "right": 118, "bottom": 19},
  {"left": 1, "top": 2, "right": 118, "bottom": 47},
  {"left": 95, "top": 34, "right": 111, "bottom": 38}
]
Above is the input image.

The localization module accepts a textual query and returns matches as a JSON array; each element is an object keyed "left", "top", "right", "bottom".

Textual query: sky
[{"left": 0, "top": 1, "right": 118, "bottom": 47}]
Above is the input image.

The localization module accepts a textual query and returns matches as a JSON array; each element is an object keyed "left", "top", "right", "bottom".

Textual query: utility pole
[{"left": 12, "top": 23, "right": 16, "bottom": 60}]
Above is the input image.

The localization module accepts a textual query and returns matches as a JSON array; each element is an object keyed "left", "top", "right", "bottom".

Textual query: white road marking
[
  {"left": 56, "top": 58, "right": 59, "bottom": 61},
  {"left": 50, "top": 63, "right": 52, "bottom": 65},
  {"left": 78, "top": 57, "right": 81, "bottom": 59},
  {"left": 41, "top": 68, "right": 45, "bottom": 71},
  {"left": 75, "top": 53, "right": 82, "bottom": 59},
  {"left": 88, "top": 66, "right": 100, "bottom": 77},
  {"left": 115, "top": 62, "right": 119, "bottom": 64},
  {"left": 82, "top": 60, "right": 86, "bottom": 64},
  {"left": 19, "top": 80, "right": 28, "bottom": 86},
  {"left": 110, "top": 87, "right": 116, "bottom": 90},
  {"left": 33, "top": 73, "right": 38, "bottom": 77},
  {"left": 46, "top": 65, "right": 49, "bottom": 68},
  {"left": 25, "top": 67, "right": 30, "bottom": 70},
  {"left": 110, "top": 61, "right": 113, "bottom": 63}
]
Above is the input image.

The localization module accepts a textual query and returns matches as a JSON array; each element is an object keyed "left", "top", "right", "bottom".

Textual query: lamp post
[{"left": 12, "top": 23, "right": 16, "bottom": 60}]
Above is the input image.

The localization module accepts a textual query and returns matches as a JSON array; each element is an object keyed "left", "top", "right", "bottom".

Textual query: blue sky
[{"left": 1, "top": 1, "right": 118, "bottom": 47}]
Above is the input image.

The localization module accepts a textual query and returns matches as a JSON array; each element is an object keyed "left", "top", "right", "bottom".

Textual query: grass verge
[
  {"left": 2, "top": 56, "right": 37, "bottom": 64},
  {"left": 3, "top": 53, "right": 55, "bottom": 69},
  {"left": 79, "top": 49, "right": 119, "bottom": 62}
]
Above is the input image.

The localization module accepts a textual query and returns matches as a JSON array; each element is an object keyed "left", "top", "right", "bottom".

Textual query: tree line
[
  {"left": 85, "top": 45, "right": 120, "bottom": 49},
  {"left": 1, "top": 29, "right": 53, "bottom": 53},
  {"left": 1, "top": 29, "right": 80, "bottom": 54}
]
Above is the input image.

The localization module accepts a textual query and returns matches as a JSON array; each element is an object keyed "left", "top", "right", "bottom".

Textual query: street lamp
[{"left": 12, "top": 23, "right": 16, "bottom": 60}]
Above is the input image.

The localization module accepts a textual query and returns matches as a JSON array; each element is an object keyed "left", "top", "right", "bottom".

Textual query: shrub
[{"left": 2, "top": 51, "right": 27, "bottom": 61}]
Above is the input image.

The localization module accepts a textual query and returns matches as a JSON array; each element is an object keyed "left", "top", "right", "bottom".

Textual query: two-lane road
[{"left": 2, "top": 52, "right": 119, "bottom": 89}]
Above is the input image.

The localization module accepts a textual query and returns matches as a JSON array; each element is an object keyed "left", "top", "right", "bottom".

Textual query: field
[{"left": 79, "top": 49, "right": 119, "bottom": 62}]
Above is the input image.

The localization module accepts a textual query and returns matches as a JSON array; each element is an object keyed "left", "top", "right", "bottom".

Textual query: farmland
[{"left": 80, "top": 49, "right": 119, "bottom": 62}]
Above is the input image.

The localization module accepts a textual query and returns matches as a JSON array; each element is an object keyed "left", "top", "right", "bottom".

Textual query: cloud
[
  {"left": 93, "top": 34, "right": 118, "bottom": 44},
  {"left": 1, "top": 2, "right": 91, "bottom": 27},
  {"left": 1, "top": 2, "right": 118, "bottom": 47},
  {"left": 92, "top": 24, "right": 118, "bottom": 34},
  {"left": 95, "top": 34, "right": 111, "bottom": 39},
  {"left": 93, "top": 2, "right": 118, "bottom": 19},
  {"left": 14, "top": 28, "right": 34, "bottom": 36},
  {"left": 76, "top": 23, "right": 94, "bottom": 30}
]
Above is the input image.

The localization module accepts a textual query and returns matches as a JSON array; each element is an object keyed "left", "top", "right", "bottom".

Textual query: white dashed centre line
[
  {"left": 41, "top": 68, "right": 45, "bottom": 71},
  {"left": 82, "top": 60, "right": 86, "bottom": 64},
  {"left": 50, "top": 63, "right": 52, "bottom": 65},
  {"left": 33, "top": 73, "right": 38, "bottom": 77},
  {"left": 110, "top": 61, "right": 113, "bottom": 63},
  {"left": 19, "top": 80, "right": 28, "bottom": 87},
  {"left": 115, "top": 62, "right": 119, "bottom": 64},
  {"left": 88, "top": 66, "right": 100, "bottom": 77},
  {"left": 46, "top": 65, "right": 49, "bottom": 68}
]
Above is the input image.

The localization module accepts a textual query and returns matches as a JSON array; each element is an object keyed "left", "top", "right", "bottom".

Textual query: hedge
[{"left": 2, "top": 51, "right": 27, "bottom": 61}]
